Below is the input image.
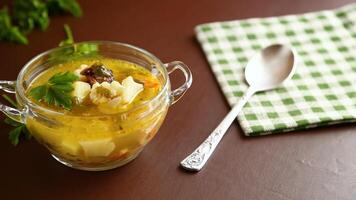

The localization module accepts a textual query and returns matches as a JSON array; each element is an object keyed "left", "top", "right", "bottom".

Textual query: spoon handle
[{"left": 180, "top": 87, "right": 256, "bottom": 171}]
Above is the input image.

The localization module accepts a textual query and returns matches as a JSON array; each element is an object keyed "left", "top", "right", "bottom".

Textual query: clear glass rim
[{"left": 16, "top": 41, "right": 170, "bottom": 117}]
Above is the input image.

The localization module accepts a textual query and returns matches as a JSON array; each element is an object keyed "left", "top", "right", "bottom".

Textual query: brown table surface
[{"left": 1, "top": 0, "right": 356, "bottom": 199}]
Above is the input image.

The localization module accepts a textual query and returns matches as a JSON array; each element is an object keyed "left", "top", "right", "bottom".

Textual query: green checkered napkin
[{"left": 196, "top": 4, "right": 356, "bottom": 136}]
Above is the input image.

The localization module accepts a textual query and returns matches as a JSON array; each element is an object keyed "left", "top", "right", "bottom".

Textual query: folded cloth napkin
[{"left": 196, "top": 4, "right": 356, "bottom": 136}]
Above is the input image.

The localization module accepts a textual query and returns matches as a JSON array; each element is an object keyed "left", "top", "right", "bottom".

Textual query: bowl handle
[
  {"left": 0, "top": 80, "right": 26, "bottom": 123},
  {"left": 165, "top": 61, "right": 193, "bottom": 105}
]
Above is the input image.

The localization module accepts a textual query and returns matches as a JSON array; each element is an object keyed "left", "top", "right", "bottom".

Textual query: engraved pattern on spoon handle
[{"left": 180, "top": 88, "right": 256, "bottom": 171}]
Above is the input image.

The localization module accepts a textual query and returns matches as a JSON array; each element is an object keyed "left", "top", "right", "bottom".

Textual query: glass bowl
[{"left": 0, "top": 41, "right": 192, "bottom": 171}]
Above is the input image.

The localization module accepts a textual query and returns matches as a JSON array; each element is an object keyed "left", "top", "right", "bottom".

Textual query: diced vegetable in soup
[{"left": 25, "top": 57, "right": 168, "bottom": 168}]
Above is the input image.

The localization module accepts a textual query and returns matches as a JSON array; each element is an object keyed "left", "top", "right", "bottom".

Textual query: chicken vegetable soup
[{"left": 25, "top": 57, "right": 168, "bottom": 168}]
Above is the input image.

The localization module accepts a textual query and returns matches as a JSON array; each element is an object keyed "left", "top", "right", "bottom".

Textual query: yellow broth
[{"left": 25, "top": 57, "right": 169, "bottom": 168}]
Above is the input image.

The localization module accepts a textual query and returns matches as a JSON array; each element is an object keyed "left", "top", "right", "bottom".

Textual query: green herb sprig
[
  {"left": 0, "top": 7, "right": 28, "bottom": 44},
  {"left": 51, "top": 24, "right": 99, "bottom": 62},
  {"left": 59, "top": 24, "right": 74, "bottom": 46},
  {"left": 29, "top": 24, "right": 98, "bottom": 110},
  {"left": 29, "top": 71, "right": 79, "bottom": 110},
  {"left": 0, "top": 0, "right": 82, "bottom": 44},
  {"left": 2, "top": 94, "right": 31, "bottom": 146},
  {"left": 13, "top": 0, "right": 50, "bottom": 32},
  {"left": 46, "top": 0, "right": 82, "bottom": 17},
  {"left": 2, "top": 24, "right": 87, "bottom": 146}
]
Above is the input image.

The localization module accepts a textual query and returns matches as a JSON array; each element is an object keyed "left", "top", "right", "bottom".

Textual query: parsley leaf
[
  {"left": 8, "top": 126, "right": 22, "bottom": 146},
  {"left": 0, "top": 0, "right": 82, "bottom": 44},
  {"left": 50, "top": 71, "right": 79, "bottom": 83},
  {"left": 28, "top": 32, "right": 94, "bottom": 109},
  {"left": 0, "top": 7, "right": 28, "bottom": 44},
  {"left": 2, "top": 94, "right": 31, "bottom": 146},
  {"left": 29, "top": 71, "right": 79, "bottom": 110},
  {"left": 13, "top": 0, "right": 50, "bottom": 32},
  {"left": 59, "top": 24, "right": 74, "bottom": 46},
  {"left": 49, "top": 24, "right": 99, "bottom": 63},
  {"left": 74, "top": 43, "right": 99, "bottom": 55},
  {"left": 46, "top": 0, "right": 83, "bottom": 17},
  {"left": 6, "top": 122, "right": 31, "bottom": 146},
  {"left": 49, "top": 41, "right": 99, "bottom": 64}
]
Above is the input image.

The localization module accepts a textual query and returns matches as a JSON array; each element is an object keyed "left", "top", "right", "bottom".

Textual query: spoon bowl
[
  {"left": 181, "top": 43, "right": 297, "bottom": 171},
  {"left": 245, "top": 44, "right": 296, "bottom": 91}
]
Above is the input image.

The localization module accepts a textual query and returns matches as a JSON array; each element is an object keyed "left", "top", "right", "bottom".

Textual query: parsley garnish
[
  {"left": 2, "top": 94, "right": 31, "bottom": 146},
  {"left": 13, "top": 0, "right": 50, "bottom": 32},
  {"left": 0, "top": 7, "right": 28, "bottom": 44},
  {"left": 2, "top": 24, "right": 82, "bottom": 146},
  {"left": 5, "top": 118, "right": 31, "bottom": 146},
  {"left": 29, "top": 71, "right": 79, "bottom": 110},
  {"left": 59, "top": 24, "right": 74, "bottom": 46},
  {"left": 30, "top": 24, "right": 96, "bottom": 110},
  {"left": 0, "top": 0, "right": 82, "bottom": 44},
  {"left": 50, "top": 24, "right": 99, "bottom": 62},
  {"left": 46, "top": 0, "right": 83, "bottom": 17}
]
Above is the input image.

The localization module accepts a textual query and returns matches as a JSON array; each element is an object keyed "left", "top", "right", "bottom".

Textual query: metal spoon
[{"left": 180, "top": 44, "right": 297, "bottom": 171}]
